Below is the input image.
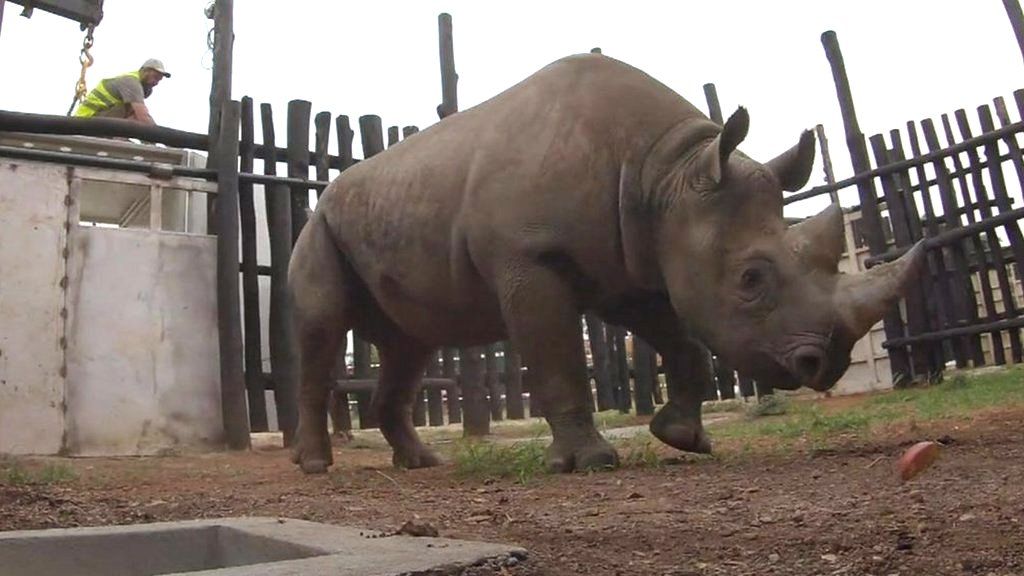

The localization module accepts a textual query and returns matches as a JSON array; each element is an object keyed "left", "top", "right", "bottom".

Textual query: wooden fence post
[
  {"left": 585, "top": 313, "right": 615, "bottom": 411},
  {"left": 633, "top": 338, "right": 656, "bottom": 415},
  {"left": 287, "top": 100, "right": 312, "bottom": 243},
  {"left": 239, "top": 96, "right": 268, "bottom": 431},
  {"left": 504, "top": 341, "right": 525, "bottom": 419},
  {"left": 260, "top": 102, "right": 298, "bottom": 443},
  {"left": 1003, "top": 0, "right": 1024, "bottom": 65},
  {"left": 214, "top": 100, "right": 250, "bottom": 449},
  {"left": 461, "top": 347, "right": 491, "bottom": 436},
  {"left": 821, "top": 30, "right": 915, "bottom": 385}
]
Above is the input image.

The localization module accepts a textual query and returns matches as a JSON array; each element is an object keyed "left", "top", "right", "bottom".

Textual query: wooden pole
[
  {"left": 239, "top": 96, "right": 268, "bottom": 432},
  {"left": 633, "top": 338, "right": 656, "bottom": 415},
  {"left": 485, "top": 344, "right": 503, "bottom": 420},
  {"left": 352, "top": 115, "right": 385, "bottom": 429},
  {"left": 260, "top": 102, "right": 298, "bottom": 444},
  {"left": 702, "top": 83, "right": 724, "bottom": 124},
  {"left": 207, "top": 0, "right": 233, "bottom": 142},
  {"left": 461, "top": 346, "right": 491, "bottom": 436},
  {"left": 584, "top": 313, "right": 615, "bottom": 411},
  {"left": 702, "top": 83, "right": 742, "bottom": 400},
  {"left": 1004, "top": 0, "right": 1024, "bottom": 65},
  {"left": 437, "top": 13, "right": 458, "bottom": 119},
  {"left": 287, "top": 100, "right": 312, "bottom": 244},
  {"left": 504, "top": 341, "right": 525, "bottom": 419},
  {"left": 814, "top": 124, "right": 841, "bottom": 203},
  {"left": 821, "top": 29, "right": 914, "bottom": 385},
  {"left": 313, "top": 111, "right": 331, "bottom": 198},
  {"left": 214, "top": 100, "right": 250, "bottom": 450},
  {"left": 0, "top": 0, "right": 7, "bottom": 40}
]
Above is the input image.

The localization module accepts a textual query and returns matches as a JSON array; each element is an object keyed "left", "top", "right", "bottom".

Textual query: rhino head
[{"left": 630, "top": 107, "right": 925, "bottom": 392}]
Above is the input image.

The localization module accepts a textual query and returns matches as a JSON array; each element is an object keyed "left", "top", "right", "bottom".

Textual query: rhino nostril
[{"left": 790, "top": 346, "right": 826, "bottom": 385}]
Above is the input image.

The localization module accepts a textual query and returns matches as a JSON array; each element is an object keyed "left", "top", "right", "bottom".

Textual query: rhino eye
[
  {"left": 737, "top": 260, "right": 773, "bottom": 302},
  {"left": 740, "top": 268, "right": 763, "bottom": 290}
]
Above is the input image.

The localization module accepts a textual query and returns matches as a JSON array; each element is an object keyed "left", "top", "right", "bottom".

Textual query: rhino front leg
[
  {"left": 601, "top": 300, "right": 712, "bottom": 454},
  {"left": 501, "top": 263, "right": 619, "bottom": 473},
  {"left": 373, "top": 337, "right": 443, "bottom": 469},
  {"left": 649, "top": 339, "right": 714, "bottom": 455}
]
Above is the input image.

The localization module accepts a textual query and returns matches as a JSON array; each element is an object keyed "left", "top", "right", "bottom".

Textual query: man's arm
[{"left": 128, "top": 102, "right": 156, "bottom": 126}]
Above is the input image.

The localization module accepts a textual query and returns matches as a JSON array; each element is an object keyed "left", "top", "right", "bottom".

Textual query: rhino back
[{"left": 317, "top": 54, "right": 707, "bottom": 341}]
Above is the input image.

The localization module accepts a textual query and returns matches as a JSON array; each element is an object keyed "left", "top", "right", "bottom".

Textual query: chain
[{"left": 66, "top": 26, "right": 96, "bottom": 116}]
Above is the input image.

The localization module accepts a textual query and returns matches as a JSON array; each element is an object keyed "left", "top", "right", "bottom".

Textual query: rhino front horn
[{"left": 836, "top": 241, "right": 928, "bottom": 337}]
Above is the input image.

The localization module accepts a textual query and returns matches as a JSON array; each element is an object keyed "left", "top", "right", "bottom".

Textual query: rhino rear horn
[
  {"left": 786, "top": 203, "right": 845, "bottom": 271},
  {"left": 836, "top": 241, "right": 928, "bottom": 337},
  {"left": 767, "top": 129, "right": 817, "bottom": 192},
  {"left": 696, "top": 107, "right": 749, "bottom": 187}
]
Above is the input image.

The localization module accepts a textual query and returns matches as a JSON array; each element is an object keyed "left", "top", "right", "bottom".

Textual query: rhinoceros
[{"left": 288, "top": 53, "right": 924, "bottom": 474}]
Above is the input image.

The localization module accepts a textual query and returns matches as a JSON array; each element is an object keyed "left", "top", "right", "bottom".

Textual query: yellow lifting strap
[{"left": 66, "top": 26, "right": 96, "bottom": 116}]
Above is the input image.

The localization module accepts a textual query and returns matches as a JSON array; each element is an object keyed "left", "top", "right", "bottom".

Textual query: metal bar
[
  {"left": 783, "top": 120, "right": 1024, "bottom": 205},
  {"left": 6, "top": 0, "right": 102, "bottom": 26},
  {"left": 866, "top": 205, "right": 1024, "bottom": 266},
  {"left": 0, "top": 144, "right": 215, "bottom": 179},
  {"left": 884, "top": 316, "right": 1024, "bottom": 348}
]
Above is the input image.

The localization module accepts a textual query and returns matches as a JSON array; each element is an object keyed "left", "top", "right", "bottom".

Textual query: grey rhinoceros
[{"left": 288, "top": 53, "right": 924, "bottom": 474}]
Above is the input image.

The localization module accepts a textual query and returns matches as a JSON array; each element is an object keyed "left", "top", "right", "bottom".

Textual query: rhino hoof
[
  {"left": 393, "top": 448, "right": 443, "bottom": 469},
  {"left": 299, "top": 458, "right": 330, "bottom": 475},
  {"left": 545, "top": 440, "right": 620, "bottom": 473},
  {"left": 292, "top": 432, "right": 334, "bottom": 474},
  {"left": 650, "top": 404, "right": 713, "bottom": 454}
]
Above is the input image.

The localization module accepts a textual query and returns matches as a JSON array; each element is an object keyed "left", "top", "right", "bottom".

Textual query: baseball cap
[{"left": 141, "top": 58, "right": 171, "bottom": 78}]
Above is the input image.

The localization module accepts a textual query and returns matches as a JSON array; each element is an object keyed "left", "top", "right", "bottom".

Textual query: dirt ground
[{"left": 2, "top": 402, "right": 1023, "bottom": 576}]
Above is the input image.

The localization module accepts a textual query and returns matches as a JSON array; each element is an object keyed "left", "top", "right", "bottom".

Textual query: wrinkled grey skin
[{"left": 288, "top": 54, "right": 924, "bottom": 474}]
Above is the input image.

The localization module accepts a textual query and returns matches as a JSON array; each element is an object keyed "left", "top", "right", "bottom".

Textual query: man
[{"left": 73, "top": 59, "right": 170, "bottom": 125}]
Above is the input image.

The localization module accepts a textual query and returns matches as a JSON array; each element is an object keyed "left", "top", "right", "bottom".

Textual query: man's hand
[{"left": 129, "top": 102, "right": 157, "bottom": 126}]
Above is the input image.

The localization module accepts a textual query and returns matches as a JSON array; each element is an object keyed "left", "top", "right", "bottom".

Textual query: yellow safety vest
[{"left": 74, "top": 70, "right": 141, "bottom": 118}]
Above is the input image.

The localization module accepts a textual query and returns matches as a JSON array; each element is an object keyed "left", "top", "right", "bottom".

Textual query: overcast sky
[{"left": 2, "top": 1, "right": 1022, "bottom": 215}]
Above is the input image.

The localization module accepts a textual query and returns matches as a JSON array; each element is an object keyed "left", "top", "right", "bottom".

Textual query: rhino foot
[
  {"left": 545, "top": 436, "right": 620, "bottom": 473},
  {"left": 291, "top": 425, "right": 334, "bottom": 474},
  {"left": 392, "top": 445, "right": 443, "bottom": 469},
  {"left": 650, "top": 402, "right": 712, "bottom": 454}
]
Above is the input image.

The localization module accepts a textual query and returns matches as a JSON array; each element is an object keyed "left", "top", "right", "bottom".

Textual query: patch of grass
[
  {"left": 594, "top": 410, "right": 645, "bottom": 431},
  {"left": 616, "top": 432, "right": 663, "bottom": 469},
  {"left": 746, "top": 395, "right": 790, "bottom": 418},
  {"left": 864, "top": 367, "right": 1024, "bottom": 420},
  {"left": 452, "top": 440, "right": 546, "bottom": 483},
  {"left": 0, "top": 459, "right": 77, "bottom": 486},
  {"left": 702, "top": 399, "right": 747, "bottom": 414},
  {"left": 709, "top": 366, "right": 1024, "bottom": 449}
]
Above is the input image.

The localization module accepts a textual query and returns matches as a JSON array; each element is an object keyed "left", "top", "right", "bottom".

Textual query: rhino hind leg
[
  {"left": 500, "top": 262, "right": 619, "bottom": 473},
  {"left": 372, "top": 339, "right": 443, "bottom": 469},
  {"left": 289, "top": 214, "right": 354, "bottom": 474}
]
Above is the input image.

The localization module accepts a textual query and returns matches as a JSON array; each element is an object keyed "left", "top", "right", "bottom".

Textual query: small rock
[
  {"left": 958, "top": 513, "right": 976, "bottom": 522},
  {"left": 768, "top": 553, "right": 780, "bottom": 563},
  {"left": 822, "top": 554, "right": 838, "bottom": 563},
  {"left": 627, "top": 492, "right": 644, "bottom": 500}
]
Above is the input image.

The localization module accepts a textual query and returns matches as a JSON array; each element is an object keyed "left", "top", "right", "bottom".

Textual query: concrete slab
[{"left": 0, "top": 517, "right": 526, "bottom": 576}]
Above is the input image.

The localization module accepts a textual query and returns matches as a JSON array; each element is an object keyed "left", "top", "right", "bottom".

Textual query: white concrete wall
[
  {"left": 0, "top": 161, "right": 69, "bottom": 455},
  {"left": 64, "top": 226, "right": 223, "bottom": 455},
  {"left": 0, "top": 157, "right": 224, "bottom": 456}
]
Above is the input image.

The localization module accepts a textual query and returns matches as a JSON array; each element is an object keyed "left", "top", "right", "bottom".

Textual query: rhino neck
[
  {"left": 617, "top": 117, "right": 719, "bottom": 293},
  {"left": 638, "top": 118, "right": 721, "bottom": 209}
]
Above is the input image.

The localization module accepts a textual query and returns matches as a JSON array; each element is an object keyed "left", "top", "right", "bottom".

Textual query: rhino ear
[
  {"left": 694, "top": 107, "right": 749, "bottom": 188},
  {"left": 766, "top": 130, "right": 816, "bottom": 192}
]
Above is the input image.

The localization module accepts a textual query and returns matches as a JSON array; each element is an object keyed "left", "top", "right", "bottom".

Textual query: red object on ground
[{"left": 898, "top": 441, "right": 942, "bottom": 482}]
